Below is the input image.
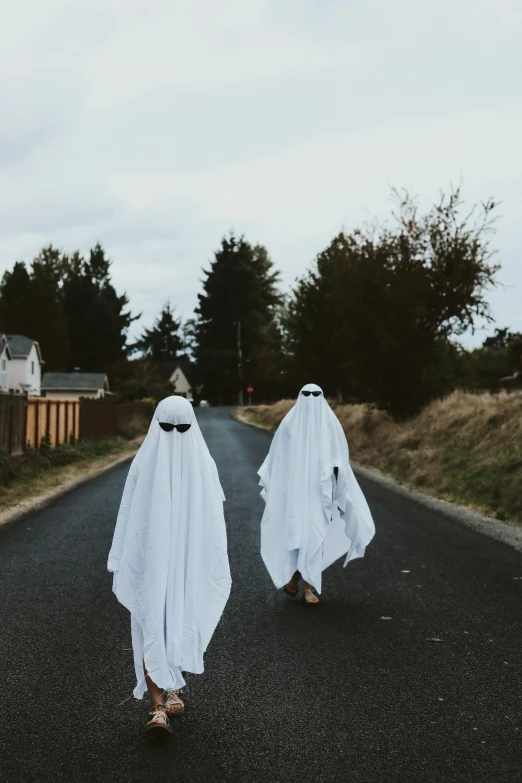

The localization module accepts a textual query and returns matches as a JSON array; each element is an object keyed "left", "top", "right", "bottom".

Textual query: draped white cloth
[
  {"left": 258, "top": 384, "right": 375, "bottom": 593},
  {"left": 108, "top": 396, "right": 231, "bottom": 698}
]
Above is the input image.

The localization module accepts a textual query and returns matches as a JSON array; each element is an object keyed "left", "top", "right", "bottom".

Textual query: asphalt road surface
[{"left": 1, "top": 408, "right": 521, "bottom": 783}]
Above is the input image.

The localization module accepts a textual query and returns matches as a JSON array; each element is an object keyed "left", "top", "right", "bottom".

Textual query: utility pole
[{"left": 237, "top": 320, "right": 244, "bottom": 406}]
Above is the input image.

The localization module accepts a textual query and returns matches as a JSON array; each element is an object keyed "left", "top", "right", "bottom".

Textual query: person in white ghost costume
[
  {"left": 108, "top": 396, "right": 231, "bottom": 735},
  {"left": 258, "top": 383, "right": 375, "bottom": 605}
]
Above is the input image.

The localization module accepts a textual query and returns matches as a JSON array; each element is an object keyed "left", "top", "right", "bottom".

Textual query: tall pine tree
[
  {"left": 133, "top": 302, "right": 184, "bottom": 361},
  {"left": 0, "top": 262, "right": 32, "bottom": 335},
  {"left": 62, "top": 243, "right": 135, "bottom": 371},
  {"left": 194, "top": 234, "right": 282, "bottom": 404},
  {"left": 0, "top": 242, "right": 135, "bottom": 372}
]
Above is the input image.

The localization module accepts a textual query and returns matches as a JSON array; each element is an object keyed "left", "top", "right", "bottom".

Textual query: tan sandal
[
  {"left": 146, "top": 705, "right": 173, "bottom": 736},
  {"left": 303, "top": 587, "right": 320, "bottom": 605},
  {"left": 163, "top": 690, "right": 185, "bottom": 715}
]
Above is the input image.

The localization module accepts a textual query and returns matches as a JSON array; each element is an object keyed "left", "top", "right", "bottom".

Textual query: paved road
[{"left": 1, "top": 408, "right": 521, "bottom": 783}]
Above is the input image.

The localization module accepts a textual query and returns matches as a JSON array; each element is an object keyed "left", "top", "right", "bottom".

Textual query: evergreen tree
[
  {"left": 194, "top": 234, "right": 282, "bottom": 403},
  {"left": 0, "top": 262, "right": 31, "bottom": 334},
  {"left": 61, "top": 243, "right": 136, "bottom": 371},
  {"left": 133, "top": 302, "right": 184, "bottom": 361},
  {"left": 0, "top": 248, "right": 70, "bottom": 368},
  {"left": 25, "top": 246, "right": 70, "bottom": 370},
  {"left": 0, "top": 242, "right": 135, "bottom": 373}
]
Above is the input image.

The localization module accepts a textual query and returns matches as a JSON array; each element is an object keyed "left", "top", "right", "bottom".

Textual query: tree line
[{"left": 0, "top": 186, "right": 519, "bottom": 416}]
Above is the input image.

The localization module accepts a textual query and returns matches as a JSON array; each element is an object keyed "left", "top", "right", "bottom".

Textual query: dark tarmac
[{"left": 0, "top": 407, "right": 520, "bottom": 782}]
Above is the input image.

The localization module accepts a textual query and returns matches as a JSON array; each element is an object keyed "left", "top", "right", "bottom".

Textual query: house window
[
  {"left": 31, "top": 361, "right": 35, "bottom": 375},
  {"left": 1, "top": 359, "right": 5, "bottom": 371}
]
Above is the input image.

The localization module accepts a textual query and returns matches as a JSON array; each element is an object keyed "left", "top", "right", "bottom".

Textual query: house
[
  {"left": 0, "top": 335, "right": 12, "bottom": 392},
  {"left": 3, "top": 334, "right": 43, "bottom": 395},
  {"left": 168, "top": 362, "right": 193, "bottom": 400},
  {"left": 41, "top": 372, "right": 110, "bottom": 401}
]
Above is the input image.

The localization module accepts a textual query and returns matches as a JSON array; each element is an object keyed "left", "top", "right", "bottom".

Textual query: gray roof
[
  {"left": 41, "top": 372, "right": 108, "bottom": 391},
  {"left": 6, "top": 334, "right": 41, "bottom": 359}
]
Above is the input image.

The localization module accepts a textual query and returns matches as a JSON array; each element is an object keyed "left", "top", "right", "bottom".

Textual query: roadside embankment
[
  {"left": 236, "top": 390, "right": 522, "bottom": 527},
  {"left": 0, "top": 437, "right": 143, "bottom": 528}
]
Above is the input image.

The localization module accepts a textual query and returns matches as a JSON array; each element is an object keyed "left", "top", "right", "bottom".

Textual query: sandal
[
  {"left": 163, "top": 690, "right": 185, "bottom": 715},
  {"left": 146, "top": 705, "right": 173, "bottom": 736},
  {"left": 284, "top": 572, "right": 300, "bottom": 597},
  {"left": 303, "top": 587, "right": 320, "bottom": 605}
]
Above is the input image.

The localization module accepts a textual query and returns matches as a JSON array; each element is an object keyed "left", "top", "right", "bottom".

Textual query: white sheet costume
[
  {"left": 108, "top": 396, "right": 231, "bottom": 698},
  {"left": 258, "top": 384, "right": 375, "bottom": 593}
]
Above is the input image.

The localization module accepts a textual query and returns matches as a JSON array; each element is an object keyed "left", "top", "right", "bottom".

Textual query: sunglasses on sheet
[
  {"left": 159, "top": 422, "right": 192, "bottom": 433},
  {"left": 300, "top": 390, "right": 322, "bottom": 397}
]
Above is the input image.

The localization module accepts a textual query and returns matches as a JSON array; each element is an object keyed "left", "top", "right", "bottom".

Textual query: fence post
[
  {"left": 34, "top": 399, "right": 39, "bottom": 449},
  {"left": 55, "top": 401, "right": 60, "bottom": 446},
  {"left": 22, "top": 396, "right": 28, "bottom": 450},
  {"left": 7, "top": 393, "right": 13, "bottom": 454}
]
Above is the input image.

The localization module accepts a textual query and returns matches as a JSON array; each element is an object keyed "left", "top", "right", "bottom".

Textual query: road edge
[
  {"left": 232, "top": 408, "right": 522, "bottom": 554},
  {"left": 0, "top": 451, "right": 136, "bottom": 531}
]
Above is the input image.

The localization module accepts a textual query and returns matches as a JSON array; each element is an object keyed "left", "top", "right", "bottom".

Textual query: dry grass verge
[
  {"left": 0, "top": 437, "right": 143, "bottom": 517},
  {"left": 237, "top": 391, "right": 522, "bottom": 527}
]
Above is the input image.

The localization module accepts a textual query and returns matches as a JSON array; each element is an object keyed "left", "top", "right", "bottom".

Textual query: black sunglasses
[
  {"left": 159, "top": 422, "right": 192, "bottom": 433},
  {"left": 301, "top": 390, "right": 322, "bottom": 397}
]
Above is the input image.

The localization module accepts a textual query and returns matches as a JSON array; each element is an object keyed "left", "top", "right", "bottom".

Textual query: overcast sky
[{"left": 1, "top": 0, "right": 520, "bottom": 346}]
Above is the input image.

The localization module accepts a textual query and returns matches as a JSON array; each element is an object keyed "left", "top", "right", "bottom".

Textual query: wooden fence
[
  {"left": 0, "top": 393, "right": 27, "bottom": 455},
  {"left": 26, "top": 397, "right": 80, "bottom": 448},
  {"left": 79, "top": 398, "right": 117, "bottom": 441},
  {"left": 1, "top": 395, "right": 147, "bottom": 454}
]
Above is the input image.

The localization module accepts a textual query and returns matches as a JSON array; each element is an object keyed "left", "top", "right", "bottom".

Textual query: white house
[
  {"left": 41, "top": 372, "right": 110, "bottom": 401},
  {"left": 4, "top": 335, "right": 43, "bottom": 395},
  {"left": 168, "top": 364, "right": 193, "bottom": 400},
  {"left": 0, "top": 335, "right": 12, "bottom": 392}
]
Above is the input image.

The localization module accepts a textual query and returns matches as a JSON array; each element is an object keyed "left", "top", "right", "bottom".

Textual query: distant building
[
  {"left": 0, "top": 335, "right": 12, "bottom": 392},
  {"left": 169, "top": 363, "right": 193, "bottom": 400},
  {"left": 2, "top": 335, "right": 43, "bottom": 395},
  {"left": 41, "top": 372, "right": 110, "bottom": 401}
]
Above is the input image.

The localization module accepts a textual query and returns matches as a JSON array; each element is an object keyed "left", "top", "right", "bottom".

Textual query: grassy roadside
[
  {"left": 235, "top": 390, "right": 522, "bottom": 527},
  {"left": 0, "top": 437, "right": 142, "bottom": 516}
]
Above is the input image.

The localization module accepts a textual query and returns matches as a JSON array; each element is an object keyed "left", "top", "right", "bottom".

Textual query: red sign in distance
[{"left": 247, "top": 386, "right": 254, "bottom": 394}]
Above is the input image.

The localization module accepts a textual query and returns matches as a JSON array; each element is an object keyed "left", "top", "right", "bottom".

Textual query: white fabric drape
[
  {"left": 108, "top": 396, "right": 231, "bottom": 698},
  {"left": 258, "top": 384, "right": 375, "bottom": 593}
]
